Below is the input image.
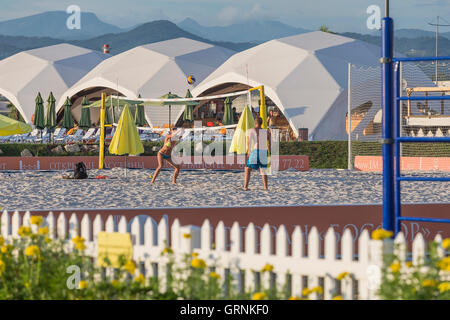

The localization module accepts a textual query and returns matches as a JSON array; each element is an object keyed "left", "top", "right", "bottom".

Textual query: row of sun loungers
[
  {"left": 407, "top": 128, "right": 450, "bottom": 137},
  {"left": 0, "top": 127, "right": 166, "bottom": 144},
  {"left": 0, "top": 127, "right": 99, "bottom": 144},
  {"left": 0, "top": 126, "right": 236, "bottom": 144}
]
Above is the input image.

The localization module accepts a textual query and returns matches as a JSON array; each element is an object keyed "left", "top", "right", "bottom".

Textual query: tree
[
  {"left": 319, "top": 25, "right": 337, "bottom": 34},
  {"left": 7, "top": 103, "right": 25, "bottom": 122}
]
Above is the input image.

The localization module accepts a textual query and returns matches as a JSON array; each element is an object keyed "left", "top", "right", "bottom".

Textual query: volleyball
[{"left": 187, "top": 75, "right": 196, "bottom": 85}]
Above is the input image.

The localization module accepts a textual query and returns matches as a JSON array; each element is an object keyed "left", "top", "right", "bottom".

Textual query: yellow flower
[
  {"left": 111, "top": 279, "right": 120, "bottom": 287},
  {"left": 336, "top": 272, "right": 349, "bottom": 280},
  {"left": 18, "top": 226, "right": 31, "bottom": 237},
  {"left": 30, "top": 216, "right": 43, "bottom": 226},
  {"left": 288, "top": 296, "right": 302, "bottom": 300},
  {"left": 252, "top": 292, "right": 267, "bottom": 300},
  {"left": 0, "top": 236, "right": 4, "bottom": 246},
  {"left": 302, "top": 288, "right": 311, "bottom": 296},
  {"left": 161, "top": 247, "right": 173, "bottom": 255},
  {"left": 72, "top": 236, "right": 86, "bottom": 251},
  {"left": 371, "top": 229, "right": 393, "bottom": 240},
  {"left": 442, "top": 238, "right": 450, "bottom": 250},
  {"left": 405, "top": 261, "right": 413, "bottom": 268},
  {"left": 311, "top": 286, "right": 323, "bottom": 295},
  {"left": 183, "top": 233, "right": 192, "bottom": 239},
  {"left": 72, "top": 236, "right": 85, "bottom": 245},
  {"left": 25, "top": 282, "right": 30, "bottom": 289},
  {"left": 209, "top": 271, "right": 220, "bottom": 279},
  {"left": 191, "top": 258, "right": 206, "bottom": 269},
  {"left": 438, "top": 257, "right": 450, "bottom": 272},
  {"left": 0, "top": 260, "right": 5, "bottom": 275},
  {"left": 390, "top": 261, "right": 401, "bottom": 273},
  {"left": 79, "top": 280, "right": 88, "bottom": 289},
  {"left": 44, "top": 237, "right": 52, "bottom": 244},
  {"left": 1, "top": 245, "right": 12, "bottom": 254},
  {"left": 38, "top": 227, "right": 49, "bottom": 235},
  {"left": 438, "top": 282, "right": 450, "bottom": 293},
  {"left": 192, "top": 252, "right": 199, "bottom": 258},
  {"left": 332, "top": 295, "right": 343, "bottom": 300},
  {"left": 421, "top": 279, "right": 437, "bottom": 288},
  {"left": 261, "top": 264, "right": 274, "bottom": 273},
  {"left": 74, "top": 242, "right": 86, "bottom": 251},
  {"left": 135, "top": 274, "right": 146, "bottom": 285},
  {"left": 123, "top": 260, "right": 136, "bottom": 275},
  {"left": 25, "top": 245, "right": 40, "bottom": 257}
]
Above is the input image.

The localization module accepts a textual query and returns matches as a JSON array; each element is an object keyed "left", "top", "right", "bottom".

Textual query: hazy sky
[{"left": 0, "top": 0, "right": 449, "bottom": 33}]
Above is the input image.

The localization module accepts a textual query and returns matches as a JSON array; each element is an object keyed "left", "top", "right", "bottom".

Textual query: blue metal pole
[
  {"left": 393, "top": 62, "right": 401, "bottom": 234},
  {"left": 381, "top": 16, "right": 395, "bottom": 232}
]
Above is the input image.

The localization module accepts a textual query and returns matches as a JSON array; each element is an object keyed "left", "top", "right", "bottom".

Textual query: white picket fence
[{"left": 0, "top": 210, "right": 444, "bottom": 300}]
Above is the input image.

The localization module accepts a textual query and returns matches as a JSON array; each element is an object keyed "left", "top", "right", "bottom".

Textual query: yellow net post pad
[
  {"left": 96, "top": 231, "right": 133, "bottom": 268},
  {"left": 249, "top": 85, "right": 267, "bottom": 129},
  {"left": 99, "top": 93, "right": 106, "bottom": 169}
]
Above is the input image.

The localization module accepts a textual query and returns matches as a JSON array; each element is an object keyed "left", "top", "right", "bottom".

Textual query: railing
[{"left": 0, "top": 210, "right": 443, "bottom": 300}]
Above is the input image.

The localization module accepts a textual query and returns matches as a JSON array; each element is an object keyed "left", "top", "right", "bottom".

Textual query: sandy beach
[{"left": 0, "top": 168, "right": 449, "bottom": 211}]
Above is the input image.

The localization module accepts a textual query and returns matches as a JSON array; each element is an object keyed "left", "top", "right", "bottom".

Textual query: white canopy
[
  {"left": 60, "top": 38, "right": 236, "bottom": 127},
  {"left": 0, "top": 43, "right": 109, "bottom": 123},
  {"left": 192, "top": 31, "right": 387, "bottom": 140}
]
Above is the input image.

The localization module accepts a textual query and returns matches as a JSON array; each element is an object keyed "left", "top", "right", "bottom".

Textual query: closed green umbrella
[
  {"left": 45, "top": 92, "right": 56, "bottom": 130},
  {"left": 222, "top": 97, "right": 234, "bottom": 125},
  {"left": 45, "top": 92, "right": 57, "bottom": 143},
  {"left": 79, "top": 96, "right": 92, "bottom": 130},
  {"left": 62, "top": 97, "right": 74, "bottom": 130},
  {"left": 33, "top": 92, "right": 45, "bottom": 130},
  {"left": 183, "top": 89, "right": 194, "bottom": 123},
  {"left": 135, "top": 94, "right": 147, "bottom": 127},
  {"left": 105, "top": 105, "right": 113, "bottom": 125}
]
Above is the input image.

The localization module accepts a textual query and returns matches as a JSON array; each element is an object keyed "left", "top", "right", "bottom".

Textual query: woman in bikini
[
  {"left": 243, "top": 117, "right": 271, "bottom": 191},
  {"left": 151, "top": 127, "right": 180, "bottom": 184}
]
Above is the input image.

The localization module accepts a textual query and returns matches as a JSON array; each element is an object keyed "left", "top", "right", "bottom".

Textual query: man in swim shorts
[
  {"left": 151, "top": 127, "right": 180, "bottom": 184},
  {"left": 243, "top": 117, "right": 271, "bottom": 190}
]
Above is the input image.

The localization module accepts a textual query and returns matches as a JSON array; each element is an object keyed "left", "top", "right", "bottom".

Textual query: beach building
[
  {"left": 59, "top": 38, "right": 236, "bottom": 127},
  {"left": 192, "top": 31, "right": 385, "bottom": 141},
  {"left": 0, "top": 44, "right": 110, "bottom": 123}
]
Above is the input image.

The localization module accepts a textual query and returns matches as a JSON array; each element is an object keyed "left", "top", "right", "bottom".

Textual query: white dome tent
[
  {"left": 0, "top": 44, "right": 109, "bottom": 123},
  {"left": 60, "top": 38, "right": 236, "bottom": 127},
  {"left": 192, "top": 31, "right": 387, "bottom": 140}
]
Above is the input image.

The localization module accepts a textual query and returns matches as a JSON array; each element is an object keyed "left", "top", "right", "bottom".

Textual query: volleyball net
[
  {"left": 348, "top": 60, "right": 450, "bottom": 173},
  {"left": 107, "top": 85, "right": 267, "bottom": 137}
]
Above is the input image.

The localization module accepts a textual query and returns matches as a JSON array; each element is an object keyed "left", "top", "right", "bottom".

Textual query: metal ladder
[{"left": 392, "top": 56, "right": 450, "bottom": 234}]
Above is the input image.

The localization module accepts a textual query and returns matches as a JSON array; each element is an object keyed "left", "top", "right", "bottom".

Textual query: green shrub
[{"left": 279, "top": 141, "right": 348, "bottom": 169}]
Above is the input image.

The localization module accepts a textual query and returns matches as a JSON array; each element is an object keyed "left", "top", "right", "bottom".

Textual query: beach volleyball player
[
  {"left": 243, "top": 117, "right": 271, "bottom": 191},
  {"left": 151, "top": 127, "right": 181, "bottom": 184}
]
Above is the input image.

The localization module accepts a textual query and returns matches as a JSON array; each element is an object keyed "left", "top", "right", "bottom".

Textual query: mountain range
[
  {"left": 0, "top": 20, "right": 255, "bottom": 60},
  {"left": 0, "top": 11, "right": 449, "bottom": 60},
  {"left": 177, "top": 18, "right": 311, "bottom": 43},
  {"left": 342, "top": 32, "right": 450, "bottom": 57},
  {"left": 0, "top": 11, "right": 127, "bottom": 40},
  {"left": 396, "top": 28, "right": 450, "bottom": 40},
  {"left": 71, "top": 20, "right": 254, "bottom": 54}
]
